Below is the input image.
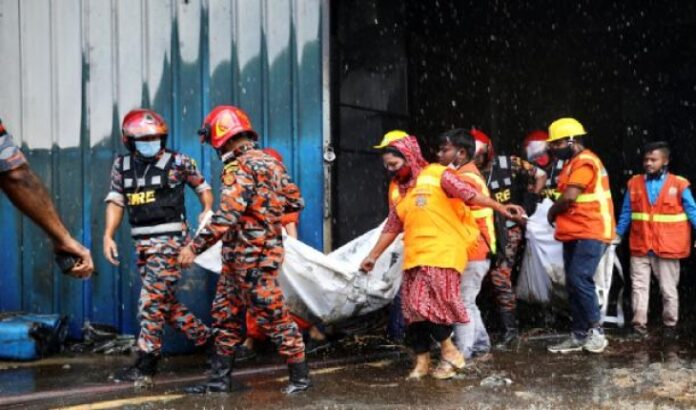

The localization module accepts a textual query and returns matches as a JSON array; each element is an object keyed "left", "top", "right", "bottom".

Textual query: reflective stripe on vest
[
  {"left": 631, "top": 212, "right": 688, "bottom": 223},
  {"left": 461, "top": 169, "right": 497, "bottom": 254},
  {"left": 131, "top": 221, "right": 184, "bottom": 237},
  {"left": 576, "top": 153, "right": 613, "bottom": 240}
]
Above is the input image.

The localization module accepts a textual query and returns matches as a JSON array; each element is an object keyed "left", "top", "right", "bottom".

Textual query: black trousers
[{"left": 407, "top": 321, "right": 453, "bottom": 354}]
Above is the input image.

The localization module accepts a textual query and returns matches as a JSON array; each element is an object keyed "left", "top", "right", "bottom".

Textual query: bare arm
[
  {"left": 197, "top": 189, "right": 214, "bottom": 222},
  {"left": 532, "top": 170, "right": 548, "bottom": 194},
  {"left": 1, "top": 164, "right": 71, "bottom": 243},
  {"left": 0, "top": 164, "right": 94, "bottom": 277},
  {"left": 103, "top": 202, "right": 124, "bottom": 265},
  {"left": 285, "top": 222, "right": 299, "bottom": 239},
  {"left": 360, "top": 232, "right": 399, "bottom": 273},
  {"left": 441, "top": 170, "right": 526, "bottom": 221},
  {"left": 467, "top": 192, "right": 524, "bottom": 220}
]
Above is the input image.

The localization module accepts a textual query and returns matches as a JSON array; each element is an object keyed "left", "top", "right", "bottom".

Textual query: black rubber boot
[
  {"left": 495, "top": 311, "right": 519, "bottom": 350},
  {"left": 281, "top": 361, "right": 312, "bottom": 394},
  {"left": 185, "top": 353, "right": 245, "bottom": 394},
  {"left": 110, "top": 351, "right": 159, "bottom": 387}
]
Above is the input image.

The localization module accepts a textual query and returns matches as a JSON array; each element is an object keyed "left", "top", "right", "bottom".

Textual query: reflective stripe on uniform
[
  {"left": 575, "top": 191, "right": 613, "bottom": 203},
  {"left": 131, "top": 222, "right": 184, "bottom": 237},
  {"left": 155, "top": 152, "right": 172, "bottom": 170},
  {"left": 123, "top": 155, "right": 132, "bottom": 171},
  {"left": 472, "top": 208, "right": 493, "bottom": 218},
  {"left": 461, "top": 169, "right": 496, "bottom": 254},
  {"left": 631, "top": 212, "right": 687, "bottom": 223},
  {"left": 576, "top": 153, "right": 612, "bottom": 239}
]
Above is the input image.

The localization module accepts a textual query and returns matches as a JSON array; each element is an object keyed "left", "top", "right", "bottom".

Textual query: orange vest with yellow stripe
[
  {"left": 389, "top": 164, "right": 479, "bottom": 272},
  {"left": 555, "top": 149, "right": 615, "bottom": 243},
  {"left": 628, "top": 173, "right": 691, "bottom": 259},
  {"left": 456, "top": 162, "right": 496, "bottom": 260}
]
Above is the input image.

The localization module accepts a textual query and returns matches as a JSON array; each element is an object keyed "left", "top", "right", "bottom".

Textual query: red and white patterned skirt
[{"left": 400, "top": 266, "right": 470, "bottom": 325}]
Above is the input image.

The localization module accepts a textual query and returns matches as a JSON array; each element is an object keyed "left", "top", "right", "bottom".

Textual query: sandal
[{"left": 430, "top": 355, "right": 465, "bottom": 380}]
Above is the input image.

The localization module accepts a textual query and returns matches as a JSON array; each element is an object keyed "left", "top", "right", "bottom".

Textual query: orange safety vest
[
  {"left": 389, "top": 164, "right": 479, "bottom": 272},
  {"left": 555, "top": 149, "right": 616, "bottom": 243},
  {"left": 627, "top": 173, "right": 691, "bottom": 259},
  {"left": 456, "top": 162, "right": 496, "bottom": 260}
]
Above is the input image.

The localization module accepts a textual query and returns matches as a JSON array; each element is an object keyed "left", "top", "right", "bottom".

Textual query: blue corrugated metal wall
[{"left": 0, "top": 0, "right": 325, "bottom": 338}]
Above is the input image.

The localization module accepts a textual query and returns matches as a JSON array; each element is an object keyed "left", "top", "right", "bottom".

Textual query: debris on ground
[
  {"left": 69, "top": 322, "right": 134, "bottom": 355},
  {"left": 480, "top": 373, "right": 513, "bottom": 388}
]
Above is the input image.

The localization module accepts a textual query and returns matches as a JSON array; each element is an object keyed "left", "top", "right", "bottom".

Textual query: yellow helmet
[
  {"left": 374, "top": 130, "right": 409, "bottom": 149},
  {"left": 548, "top": 118, "right": 587, "bottom": 142}
]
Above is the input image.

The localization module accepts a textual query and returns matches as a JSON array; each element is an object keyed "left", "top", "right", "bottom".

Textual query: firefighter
[
  {"left": 546, "top": 118, "right": 615, "bottom": 354},
  {"left": 178, "top": 106, "right": 310, "bottom": 394},
  {"left": 104, "top": 109, "right": 213, "bottom": 384},
  {"left": 616, "top": 141, "right": 696, "bottom": 340},
  {"left": 238, "top": 147, "right": 330, "bottom": 360},
  {"left": 0, "top": 119, "right": 93, "bottom": 278},
  {"left": 472, "top": 129, "right": 547, "bottom": 350},
  {"left": 523, "top": 130, "right": 566, "bottom": 200}
]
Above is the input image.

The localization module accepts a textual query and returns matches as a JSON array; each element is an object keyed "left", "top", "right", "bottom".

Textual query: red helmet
[
  {"left": 262, "top": 147, "right": 284, "bottom": 163},
  {"left": 523, "top": 130, "right": 551, "bottom": 167},
  {"left": 471, "top": 128, "right": 495, "bottom": 162},
  {"left": 121, "top": 109, "right": 168, "bottom": 151},
  {"left": 198, "top": 106, "right": 258, "bottom": 149},
  {"left": 523, "top": 130, "right": 549, "bottom": 148}
]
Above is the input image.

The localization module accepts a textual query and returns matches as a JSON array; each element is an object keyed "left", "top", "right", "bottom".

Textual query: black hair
[
  {"left": 382, "top": 146, "right": 405, "bottom": 159},
  {"left": 438, "top": 128, "right": 476, "bottom": 161},
  {"left": 643, "top": 141, "right": 671, "bottom": 159}
]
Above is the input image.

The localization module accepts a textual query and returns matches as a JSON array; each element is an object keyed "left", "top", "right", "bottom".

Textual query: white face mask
[
  {"left": 135, "top": 140, "right": 161, "bottom": 157},
  {"left": 525, "top": 140, "right": 548, "bottom": 162}
]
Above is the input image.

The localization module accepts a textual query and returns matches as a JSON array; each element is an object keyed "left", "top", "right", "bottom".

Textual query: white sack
[
  {"left": 516, "top": 199, "right": 624, "bottom": 326},
  {"left": 194, "top": 223, "right": 404, "bottom": 324}
]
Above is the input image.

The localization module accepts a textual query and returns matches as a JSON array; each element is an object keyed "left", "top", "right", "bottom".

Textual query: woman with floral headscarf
[{"left": 360, "top": 131, "right": 524, "bottom": 380}]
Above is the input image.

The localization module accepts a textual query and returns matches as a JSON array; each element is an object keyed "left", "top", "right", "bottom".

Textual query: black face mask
[{"left": 551, "top": 146, "right": 574, "bottom": 160}]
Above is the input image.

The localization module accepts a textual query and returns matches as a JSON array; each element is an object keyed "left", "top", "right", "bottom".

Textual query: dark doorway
[{"left": 331, "top": 0, "right": 696, "bottom": 327}]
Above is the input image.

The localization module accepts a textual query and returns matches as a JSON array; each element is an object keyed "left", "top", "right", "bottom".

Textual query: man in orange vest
[
  {"left": 437, "top": 129, "right": 495, "bottom": 360},
  {"left": 616, "top": 141, "right": 696, "bottom": 340},
  {"left": 546, "top": 118, "right": 615, "bottom": 354}
]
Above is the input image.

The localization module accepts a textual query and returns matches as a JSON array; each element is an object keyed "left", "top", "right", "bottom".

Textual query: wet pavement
[{"left": 2, "top": 331, "right": 696, "bottom": 409}]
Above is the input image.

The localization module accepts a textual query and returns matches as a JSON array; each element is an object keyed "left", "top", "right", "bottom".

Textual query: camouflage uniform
[
  {"left": 485, "top": 155, "right": 542, "bottom": 314},
  {"left": 0, "top": 121, "right": 27, "bottom": 173},
  {"left": 105, "top": 151, "right": 212, "bottom": 354},
  {"left": 190, "top": 144, "right": 306, "bottom": 363}
]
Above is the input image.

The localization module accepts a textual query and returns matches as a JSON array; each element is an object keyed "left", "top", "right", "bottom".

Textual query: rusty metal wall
[{"left": 0, "top": 0, "right": 326, "bottom": 338}]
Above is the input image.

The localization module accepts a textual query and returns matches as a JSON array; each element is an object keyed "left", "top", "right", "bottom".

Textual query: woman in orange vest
[
  {"left": 360, "top": 131, "right": 524, "bottom": 380},
  {"left": 616, "top": 141, "right": 696, "bottom": 340},
  {"left": 545, "top": 118, "right": 616, "bottom": 355},
  {"left": 436, "top": 129, "right": 495, "bottom": 361},
  {"left": 239, "top": 148, "right": 330, "bottom": 360}
]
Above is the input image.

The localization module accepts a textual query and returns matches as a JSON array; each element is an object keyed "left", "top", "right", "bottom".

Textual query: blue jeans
[{"left": 563, "top": 239, "right": 607, "bottom": 339}]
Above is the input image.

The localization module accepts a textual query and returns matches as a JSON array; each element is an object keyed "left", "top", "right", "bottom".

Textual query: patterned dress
[{"left": 384, "top": 168, "right": 479, "bottom": 325}]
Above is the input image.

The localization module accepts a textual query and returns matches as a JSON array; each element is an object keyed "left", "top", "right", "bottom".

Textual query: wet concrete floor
[{"left": 2, "top": 332, "right": 696, "bottom": 409}]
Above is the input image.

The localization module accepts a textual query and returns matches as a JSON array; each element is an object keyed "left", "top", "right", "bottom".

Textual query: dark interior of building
[{"left": 331, "top": 0, "right": 696, "bottom": 328}]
